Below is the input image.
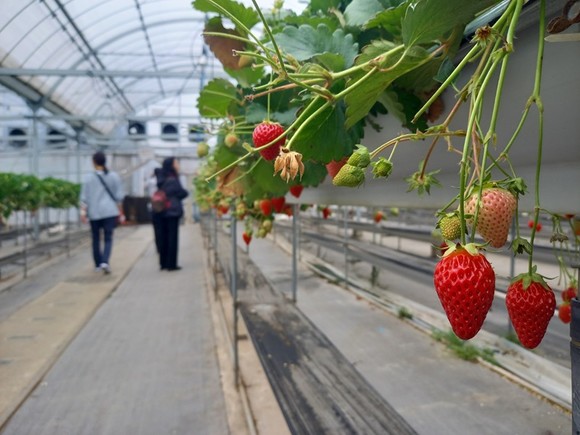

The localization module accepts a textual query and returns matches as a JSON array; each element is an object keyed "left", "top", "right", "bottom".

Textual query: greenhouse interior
[{"left": 1, "top": 0, "right": 579, "bottom": 434}]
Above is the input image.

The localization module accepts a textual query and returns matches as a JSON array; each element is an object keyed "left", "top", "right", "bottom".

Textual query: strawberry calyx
[
  {"left": 439, "top": 242, "right": 483, "bottom": 258},
  {"left": 510, "top": 266, "right": 552, "bottom": 291}
]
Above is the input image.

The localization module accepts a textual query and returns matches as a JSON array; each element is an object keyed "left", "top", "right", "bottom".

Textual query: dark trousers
[
  {"left": 151, "top": 212, "right": 163, "bottom": 253},
  {"left": 90, "top": 216, "right": 117, "bottom": 267},
  {"left": 158, "top": 216, "right": 180, "bottom": 269}
]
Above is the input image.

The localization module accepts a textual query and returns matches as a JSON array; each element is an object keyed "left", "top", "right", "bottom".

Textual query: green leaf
[
  {"left": 310, "top": 0, "right": 341, "bottom": 13},
  {"left": 402, "top": 0, "right": 499, "bottom": 46},
  {"left": 300, "top": 161, "right": 328, "bottom": 187},
  {"left": 382, "top": 85, "right": 428, "bottom": 132},
  {"left": 197, "top": 78, "right": 239, "bottom": 118},
  {"left": 245, "top": 104, "right": 298, "bottom": 126},
  {"left": 344, "top": 42, "right": 429, "bottom": 128},
  {"left": 366, "top": 1, "right": 407, "bottom": 35},
  {"left": 249, "top": 160, "right": 289, "bottom": 198},
  {"left": 344, "top": 0, "right": 384, "bottom": 27},
  {"left": 193, "top": 0, "right": 260, "bottom": 32},
  {"left": 274, "top": 24, "right": 358, "bottom": 70},
  {"left": 283, "top": 15, "right": 339, "bottom": 31},
  {"left": 291, "top": 100, "right": 356, "bottom": 163},
  {"left": 434, "top": 57, "right": 455, "bottom": 83},
  {"left": 224, "top": 65, "right": 265, "bottom": 87},
  {"left": 377, "top": 89, "right": 406, "bottom": 125}
]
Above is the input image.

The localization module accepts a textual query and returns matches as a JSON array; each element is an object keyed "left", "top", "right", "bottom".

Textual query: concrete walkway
[{"left": 0, "top": 224, "right": 230, "bottom": 435}]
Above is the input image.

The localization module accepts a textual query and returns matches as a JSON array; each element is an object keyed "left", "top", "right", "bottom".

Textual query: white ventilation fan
[{"left": 545, "top": 33, "right": 580, "bottom": 42}]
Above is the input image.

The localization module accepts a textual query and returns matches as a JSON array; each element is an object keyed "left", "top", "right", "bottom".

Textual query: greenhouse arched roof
[{"left": 0, "top": 0, "right": 233, "bottom": 134}]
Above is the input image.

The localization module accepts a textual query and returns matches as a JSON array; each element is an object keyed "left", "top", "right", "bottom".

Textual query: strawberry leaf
[
  {"left": 300, "top": 161, "right": 328, "bottom": 187},
  {"left": 273, "top": 24, "right": 358, "bottom": 70},
  {"left": 344, "top": 0, "right": 384, "bottom": 27},
  {"left": 402, "top": 0, "right": 499, "bottom": 47},
  {"left": 245, "top": 104, "right": 298, "bottom": 126},
  {"left": 194, "top": 0, "right": 259, "bottom": 33},
  {"left": 197, "top": 78, "right": 240, "bottom": 118},
  {"left": 366, "top": 1, "right": 407, "bottom": 36},
  {"left": 344, "top": 42, "right": 429, "bottom": 128},
  {"left": 224, "top": 65, "right": 265, "bottom": 87},
  {"left": 291, "top": 100, "right": 358, "bottom": 163}
]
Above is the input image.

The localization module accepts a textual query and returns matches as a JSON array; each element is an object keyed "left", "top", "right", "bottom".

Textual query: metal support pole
[
  {"left": 212, "top": 209, "right": 218, "bottom": 283},
  {"left": 230, "top": 210, "right": 239, "bottom": 387},
  {"left": 292, "top": 203, "right": 299, "bottom": 303},
  {"left": 30, "top": 106, "right": 40, "bottom": 241},
  {"left": 344, "top": 206, "right": 349, "bottom": 288},
  {"left": 74, "top": 126, "right": 83, "bottom": 227},
  {"left": 373, "top": 207, "right": 377, "bottom": 245}
]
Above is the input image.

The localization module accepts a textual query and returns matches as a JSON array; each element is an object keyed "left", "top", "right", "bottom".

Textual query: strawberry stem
[{"left": 527, "top": 0, "right": 546, "bottom": 274}]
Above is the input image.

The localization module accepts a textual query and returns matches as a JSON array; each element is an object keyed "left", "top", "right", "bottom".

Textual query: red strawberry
[
  {"left": 326, "top": 157, "right": 348, "bottom": 179},
  {"left": 505, "top": 272, "right": 556, "bottom": 349},
  {"left": 271, "top": 196, "right": 286, "bottom": 213},
  {"left": 283, "top": 205, "right": 293, "bottom": 216},
  {"left": 465, "top": 187, "right": 516, "bottom": 248},
  {"left": 322, "top": 207, "right": 331, "bottom": 219},
  {"left": 561, "top": 286, "right": 577, "bottom": 302},
  {"left": 252, "top": 121, "right": 285, "bottom": 161},
  {"left": 558, "top": 302, "right": 571, "bottom": 324},
  {"left": 260, "top": 199, "right": 273, "bottom": 216},
  {"left": 373, "top": 211, "right": 384, "bottom": 223},
  {"left": 242, "top": 232, "right": 252, "bottom": 245},
  {"left": 527, "top": 219, "right": 534, "bottom": 229},
  {"left": 289, "top": 185, "right": 304, "bottom": 198},
  {"left": 218, "top": 200, "right": 230, "bottom": 214},
  {"left": 535, "top": 222, "right": 542, "bottom": 232},
  {"left": 433, "top": 244, "right": 495, "bottom": 340}
]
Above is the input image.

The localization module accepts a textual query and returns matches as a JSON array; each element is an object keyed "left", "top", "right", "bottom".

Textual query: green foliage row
[{"left": 0, "top": 173, "right": 80, "bottom": 219}]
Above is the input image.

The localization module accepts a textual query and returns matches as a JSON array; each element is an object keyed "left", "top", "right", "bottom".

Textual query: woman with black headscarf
[{"left": 156, "top": 157, "right": 189, "bottom": 271}]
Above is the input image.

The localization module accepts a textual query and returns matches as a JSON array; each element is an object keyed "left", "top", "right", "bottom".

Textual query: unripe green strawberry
[
  {"left": 433, "top": 244, "right": 495, "bottom": 340},
  {"left": 465, "top": 187, "right": 516, "bottom": 248},
  {"left": 371, "top": 157, "right": 393, "bottom": 179},
  {"left": 224, "top": 133, "right": 238, "bottom": 148},
  {"left": 252, "top": 121, "right": 285, "bottom": 161},
  {"left": 261, "top": 219, "right": 273, "bottom": 232},
  {"left": 347, "top": 145, "right": 370, "bottom": 168},
  {"left": 439, "top": 215, "right": 461, "bottom": 240},
  {"left": 506, "top": 273, "right": 555, "bottom": 349},
  {"left": 197, "top": 142, "right": 209, "bottom": 158},
  {"left": 332, "top": 164, "right": 365, "bottom": 188}
]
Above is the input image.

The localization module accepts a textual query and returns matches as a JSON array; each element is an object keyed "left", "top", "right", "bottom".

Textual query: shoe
[
  {"left": 100, "top": 263, "right": 111, "bottom": 274},
  {"left": 167, "top": 266, "right": 182, "bottom": 271},
  {"left": 94, "top": 266, "right": 102, "bottom": 272}
]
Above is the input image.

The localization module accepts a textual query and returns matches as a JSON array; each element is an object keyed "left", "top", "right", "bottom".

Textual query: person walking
[
  {"left": 80, "top": 151, "right": 125, "bottom": 274},
  {"left": 156, "top": 157, "right": 188, "bottom": 271}
]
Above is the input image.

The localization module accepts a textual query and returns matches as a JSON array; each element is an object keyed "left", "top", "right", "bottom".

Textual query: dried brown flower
[{"left": 274, "top": 149, "right": 305, "bottom": 182}]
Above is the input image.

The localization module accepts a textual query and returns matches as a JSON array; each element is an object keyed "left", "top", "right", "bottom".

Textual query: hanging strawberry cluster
[{"left": 191, "top": 0, "right": 579, "bottom": 349}]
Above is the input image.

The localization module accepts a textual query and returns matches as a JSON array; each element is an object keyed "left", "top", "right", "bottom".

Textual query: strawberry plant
[{"left": 189, "top": 0, "right": 575, "bottom": 348}]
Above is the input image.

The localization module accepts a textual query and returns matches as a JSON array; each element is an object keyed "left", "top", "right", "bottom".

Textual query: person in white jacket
[{"left": 80, "top": 151, "right": 124, "bottom": 274}]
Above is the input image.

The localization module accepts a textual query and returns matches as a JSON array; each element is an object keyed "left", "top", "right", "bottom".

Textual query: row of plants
[
  {"left": 191, "top": 0, "right": 579, "bottom": 349},
  {"left": 0, "top": 173, "right": 80, "bottom": 220}
]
